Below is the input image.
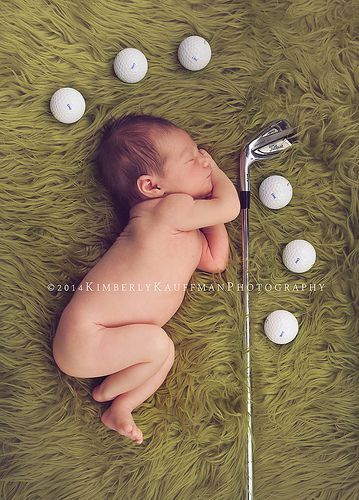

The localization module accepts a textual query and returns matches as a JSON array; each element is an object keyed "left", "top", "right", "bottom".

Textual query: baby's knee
[
  {"left": 160, "top": 330, "right": 176, "bottom": 362},
  {"left": 167, "top": 337, "right": 175, "bottom": 362},
  {"left": 149, "top": 327, "right": 172, "bottom": 362}
]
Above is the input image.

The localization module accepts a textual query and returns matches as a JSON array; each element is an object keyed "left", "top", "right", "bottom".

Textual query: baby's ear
[{"left": 137, "top": 174, "right": 161, "bottom": 198}]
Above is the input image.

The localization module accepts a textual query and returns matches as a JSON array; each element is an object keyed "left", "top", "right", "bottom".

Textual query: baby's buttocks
[{"left": 68, "top": 206, "right": 202, "bottom": 328}]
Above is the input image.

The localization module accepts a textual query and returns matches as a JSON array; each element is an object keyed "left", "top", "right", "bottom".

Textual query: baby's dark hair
[{"left": 95, "top": 113, "right": 178, "bottom": 212}]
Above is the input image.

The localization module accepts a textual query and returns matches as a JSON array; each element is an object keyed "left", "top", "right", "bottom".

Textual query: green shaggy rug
[{"left": 1, "top": 0, "right": 358, "bottom": 499}]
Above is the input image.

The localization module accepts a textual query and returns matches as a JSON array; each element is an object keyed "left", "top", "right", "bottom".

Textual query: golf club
[{"left": 239, "top": 120, "right": 298, "bottom": 500}]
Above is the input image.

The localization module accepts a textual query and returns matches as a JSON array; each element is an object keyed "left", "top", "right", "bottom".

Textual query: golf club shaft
[
  {"left": 240, "top": 147, "right": 253, "bottom": 499},
  {"left": 241, "top": 206, "right": 254, "bottom": 500},
  {"left": 239, "top": 119, "right": 297, "bottom": 499}
]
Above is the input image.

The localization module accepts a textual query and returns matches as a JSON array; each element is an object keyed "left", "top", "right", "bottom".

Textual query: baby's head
[{"left": 95, "top": 113, "right": 212, "bottom": 211}]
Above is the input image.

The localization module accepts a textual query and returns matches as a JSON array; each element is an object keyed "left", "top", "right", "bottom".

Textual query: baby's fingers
[
  {"left": 199, "top": 149, "right": 219, "bottom": 170},
  {"left": 199, "top": 148, "right": 211, "bottom": 158}
]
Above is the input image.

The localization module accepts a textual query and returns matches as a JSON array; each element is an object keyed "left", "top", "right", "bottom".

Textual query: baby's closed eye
[{"left": 186, "top": 147, "right": 201, "bottom": 163}]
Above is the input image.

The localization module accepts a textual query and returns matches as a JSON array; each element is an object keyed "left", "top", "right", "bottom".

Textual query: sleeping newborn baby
[{"left": 52, "top": 113, "right": 240, "bottom": 445}]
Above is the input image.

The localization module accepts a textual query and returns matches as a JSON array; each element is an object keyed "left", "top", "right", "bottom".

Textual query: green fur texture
[{"left": 0, "top": 0, "right": 358, "bottom": 499}]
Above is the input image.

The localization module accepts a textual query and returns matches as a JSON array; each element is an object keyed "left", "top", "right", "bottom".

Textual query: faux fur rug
[{"left": 1, "top": 0, "right": 358, "bottom": 499}]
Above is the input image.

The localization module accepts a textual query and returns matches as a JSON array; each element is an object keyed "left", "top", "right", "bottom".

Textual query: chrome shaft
[
  {"left": 241, "top": 206, "right": 253, "bottom": 500},
  {"left": 239, "top": 120, "right": 297, "bottom": 500}
]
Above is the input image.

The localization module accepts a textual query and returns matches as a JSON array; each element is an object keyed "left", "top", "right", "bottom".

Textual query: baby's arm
[
  {"left": 201, "top": 223, "right": 229, "bottom": 269},
  {"left": 197, "top": 224, "right": 229, "bottom": 273},
  {"left": 155, "top": 151, "right": 240, "bottom": 231}
]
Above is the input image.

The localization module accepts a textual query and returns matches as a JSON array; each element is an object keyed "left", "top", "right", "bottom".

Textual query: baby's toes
[
  {"left": 133, "top": 428, "right": 143, "bottom": 443},
  {"left": 129, "top": 426, "right": 139, "bottom": 438},
  {"left": 119, "top": 423, "right": 133, "bottom": 436}
]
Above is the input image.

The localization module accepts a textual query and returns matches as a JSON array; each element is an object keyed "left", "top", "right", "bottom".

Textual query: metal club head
[{"left": 239, "top": 120, "right": 298, "bottom": 194}]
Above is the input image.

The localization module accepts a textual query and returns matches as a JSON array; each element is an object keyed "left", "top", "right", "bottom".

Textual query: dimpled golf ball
[
  {"left": 113, "top": 48, "right": 148, "bottom": 83},
  {"left": 177, "top": 35, "right": 211, "bottom": 71},
  {"left": 264, "top": 310, "right": 299, "bottom": 344},
  {"left": 282, "top": 239, "right": 316, "bottom": 273},
  {"left": 259, "top": 175, "right": 293, "bottom": 209},
  {"left": 50, "top": 87, "right": 86, "bottom": 124}
]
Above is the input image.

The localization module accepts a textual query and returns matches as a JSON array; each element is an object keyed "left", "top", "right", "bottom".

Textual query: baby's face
[{"left": 157, "top": 128, "right": 213, "bottom": 199}]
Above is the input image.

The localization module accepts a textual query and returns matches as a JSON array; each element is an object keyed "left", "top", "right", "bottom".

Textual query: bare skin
[{"left": 52, "top": 127, "right": 240, "bottom": 445}]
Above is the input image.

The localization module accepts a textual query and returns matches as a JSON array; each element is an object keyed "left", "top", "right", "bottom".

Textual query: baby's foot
[{"left": 100, "top": 401, "right": 143, "bottom": 445}]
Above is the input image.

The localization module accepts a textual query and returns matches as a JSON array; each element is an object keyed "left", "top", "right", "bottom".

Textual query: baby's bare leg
[
  {"left": 54, "top": 323, "right": 171, "bottom": 379},
  {"left": 54, "top": 321, "right": 174, "bottom": 445},
  {"left": 92, "top": 361, "right": 164, "bottom": 402},
  {"left": 92, "top": 333, "right": 173, "bottom": 402},
  {"left": 88, "top": 324, "right": 171, "bottom": 400},
  {"left": 100, "top": 339, "right": 175, "bottom": 444}
]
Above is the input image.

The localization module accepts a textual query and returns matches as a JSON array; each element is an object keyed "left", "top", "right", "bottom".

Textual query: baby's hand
[{"left": 199, "top": 149, "right": 221, "bottom": 175}]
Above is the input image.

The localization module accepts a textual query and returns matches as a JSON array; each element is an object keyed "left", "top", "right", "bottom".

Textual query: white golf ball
[
  {"left": 178, "top": 35, "right": 211, "bottom": 71},
  {"left": 50, "top": 87, "right": 86, "bottom": 124},
  {"left": 264, "top": 310, "right": 299, "bottom": 345},
  {"left": 259, "top": 175, "right": 293, "bottom": 209},
  {"left": 282, "top": 239, "right": 316, "bottom": 273},
  {"left": 114, "top": 48, "right": 148, "bottom": 83}
]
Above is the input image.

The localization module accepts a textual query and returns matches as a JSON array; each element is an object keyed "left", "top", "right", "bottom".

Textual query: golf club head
[
  {"left": 239, "top": 120, "right": 297, "bottom": 208},
  {"left": 247, "top": 120, "right": 297, "bottom": 159}
]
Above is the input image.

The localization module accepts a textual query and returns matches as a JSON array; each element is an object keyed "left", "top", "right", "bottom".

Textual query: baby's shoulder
[
  {"left": 156, "top": 193, "right": 193, "bottom": 210},
  {"left": 152, "top": 194, "right": 193, "bottom": 222},
  {"left": 130, "top": 198, "right": 162, "bottom": 217}
]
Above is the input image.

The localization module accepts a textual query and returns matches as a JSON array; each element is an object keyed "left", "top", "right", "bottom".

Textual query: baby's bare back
[{"left": 66, "top": 199, "right": 202, "bottom": 328}]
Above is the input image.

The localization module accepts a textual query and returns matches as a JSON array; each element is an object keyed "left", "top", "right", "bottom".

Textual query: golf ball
[
  {"left": 259, "top": 175, "right": 293, "bottom": 209},
  {"left": 50, "top": 87, "right": 86, "bottom": 124},
  {"left": 282, "top": 239, "right": 316, "bottom": 273},
  {"left": 264, "top": 310, "right": 299, "bottom": 345},
  {"left": 114, "top": 48, "right": 148, "bottom": 83},
  {"left": 177, "top": 35, "right": 211, "bottom": 71}
]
